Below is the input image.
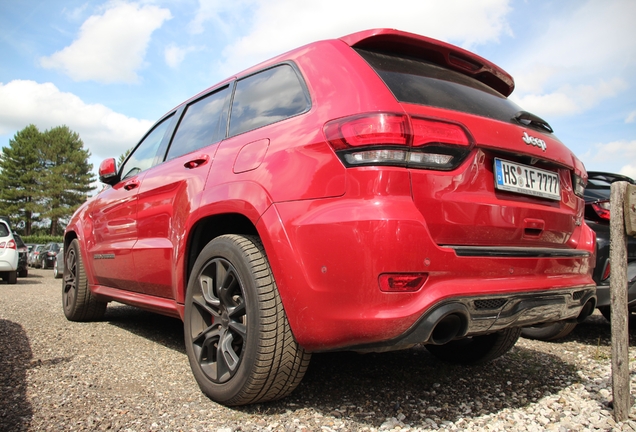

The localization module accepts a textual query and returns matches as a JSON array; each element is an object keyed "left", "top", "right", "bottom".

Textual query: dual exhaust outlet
[{"left": 426, "top": 297, "right": 597, "bottom": 346}]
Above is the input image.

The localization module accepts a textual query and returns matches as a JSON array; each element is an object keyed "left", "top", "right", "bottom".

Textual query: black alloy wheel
[
  {"left": 62, "top": 239, "right": 106, "bottom": 321},
  {"left": 184, "top": 234, "right": 310, "bottom": 406},
  {"left": 190, "top": 256, "right": 247, "bottom": 384}
]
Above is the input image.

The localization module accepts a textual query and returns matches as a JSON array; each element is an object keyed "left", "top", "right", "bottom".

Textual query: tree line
[{"left": 0, "top": 124, "right": 95, "bottom": 236}]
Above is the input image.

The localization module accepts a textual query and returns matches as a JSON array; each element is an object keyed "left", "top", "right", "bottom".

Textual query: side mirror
[{"left": 98, "top": 158, "right": 120, "bottom": 185}]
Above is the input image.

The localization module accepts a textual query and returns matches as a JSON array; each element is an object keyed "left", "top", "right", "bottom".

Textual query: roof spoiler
[{"left": 340, "top": 28, "right": 515, "bottom": 97}]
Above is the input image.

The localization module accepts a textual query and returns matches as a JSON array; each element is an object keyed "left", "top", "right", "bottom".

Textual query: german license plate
[{"left": 494, "top": 158, "right": 560, "bottom": 201}]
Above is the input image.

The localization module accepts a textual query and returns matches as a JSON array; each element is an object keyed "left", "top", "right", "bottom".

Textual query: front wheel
[
  {"left": 184, "top": 234, "right": 310, "bottom": 406},
  {"left": 425, "top": 327, "right": 521, "bottom": 365},
  {"left": 62, "top": 239, "right": 107, "bottom": 321}
]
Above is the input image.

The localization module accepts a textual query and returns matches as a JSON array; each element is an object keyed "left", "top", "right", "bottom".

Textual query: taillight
[
  {"left": 323, "top": 113, "right": 472, "bottom": 170},
  {"left": 601, "top": 260, "right": 611, "bottom": 281},
  {"left": 572, "top": 172, "right": 586, "bottom": 198},
  {"left": 592, "top": 200, "right": 611, "bottom": 221},
  {"left": 0, "top": 240, "right": 17, "bottom": 249},
  {"left": 323, "top": 113, "right": 408, "bottom": 150}
]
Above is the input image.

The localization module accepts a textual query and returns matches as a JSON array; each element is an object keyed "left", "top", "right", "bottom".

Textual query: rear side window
[
  {"left": 355, "top": 49, "right": 522, "bottom": 124},
  {"left": 0, "top": 223, "right": 9, "bottom": 237},
  {"left": 229, "top": 64, "right": 310, "bottom": 137},
  {"left": 167, "top": 86, "right": 231, "bottom": 160}
]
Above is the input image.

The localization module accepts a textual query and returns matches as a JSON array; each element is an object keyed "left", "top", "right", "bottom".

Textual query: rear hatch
[{"left": 350, "top": 33, "right": 586, "bottom": 249}]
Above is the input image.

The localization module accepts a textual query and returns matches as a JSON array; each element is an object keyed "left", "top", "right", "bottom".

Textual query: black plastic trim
[{"left": 444, "top": 245, "right": 591, "bottom": 258}]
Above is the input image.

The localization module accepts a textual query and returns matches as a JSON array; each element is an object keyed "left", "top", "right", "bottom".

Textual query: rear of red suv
[{"left": 63, "top": 28, "right": 596, "bottom": 406}]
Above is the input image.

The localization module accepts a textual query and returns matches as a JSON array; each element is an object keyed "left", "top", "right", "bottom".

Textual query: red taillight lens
[
  {"left": 592, "top": 200, "right": 611, "bottom": 221},
  {"left": 379, "top": 273, "right": 428, "bottom": 292},
  {"left": 324, "top": 113, "right": 472, "bottom": 170},
  {"left": 323, "top": 113, "right": 409, "bottom": 150},
  {"left": 602, "top": 260, "right": 611, "bottom": 281},
  {"left": 411, "top": 118, "right": 470, "bottom": 147},
  {"left": 3, "top": 240, "right": 17, "bottom": 250}
]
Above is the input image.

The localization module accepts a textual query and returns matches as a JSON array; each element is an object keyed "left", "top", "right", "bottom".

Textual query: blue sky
[{"left": 1, "top": 0, "right": 635, "bottom": 185}]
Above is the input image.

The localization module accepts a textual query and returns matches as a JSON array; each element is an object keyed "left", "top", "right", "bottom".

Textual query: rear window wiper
[{"left": 513, "top": 111, "right": 554, "bottom": 133}]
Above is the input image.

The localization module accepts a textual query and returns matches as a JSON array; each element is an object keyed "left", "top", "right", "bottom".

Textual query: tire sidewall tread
[{"left": 184, "top": 234, "right": 310, "bottom": 406}]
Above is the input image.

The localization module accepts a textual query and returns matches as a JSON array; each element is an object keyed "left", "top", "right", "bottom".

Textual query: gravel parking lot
[{"left": 2, "top": 269, "right": 636, "bottom": 431}]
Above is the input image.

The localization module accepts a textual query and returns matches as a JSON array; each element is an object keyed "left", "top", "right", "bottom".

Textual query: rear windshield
[
  {"left": 0, "top": 223, "right": 9, "bottom": 237},
  {"left": 355, "top": 49, "right": 523, "bottom": 124}
]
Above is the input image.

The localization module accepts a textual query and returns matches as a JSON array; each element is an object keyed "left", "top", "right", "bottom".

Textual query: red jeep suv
[{"left": 63, "top": 29, "right": 596, "bottom": 406}]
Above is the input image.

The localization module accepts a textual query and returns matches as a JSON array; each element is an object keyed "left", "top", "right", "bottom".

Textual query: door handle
[
  {"left": 184, "top": 155, "right": 210, "bottom": 169},
  {"left": 123, "top": 180, "right": 140, "bottom": 191}
]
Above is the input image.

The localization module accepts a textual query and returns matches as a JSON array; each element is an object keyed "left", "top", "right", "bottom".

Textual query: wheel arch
[{"left": 180, "top": 212, "right": 259, "bottom": 304}]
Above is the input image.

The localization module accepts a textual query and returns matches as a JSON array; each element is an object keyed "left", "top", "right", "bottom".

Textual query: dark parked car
[
  {"left": 13, "top": 233, "right": 28, "bottom": 278},
  {"left": 37, "top": 242, "right": 62, "bottom": 269},
  {"left": 522, "top": 171, "right": 636, "bottom": 340},
  {"left": 62, "top": 29, "right": 596, "bottom": 406}
]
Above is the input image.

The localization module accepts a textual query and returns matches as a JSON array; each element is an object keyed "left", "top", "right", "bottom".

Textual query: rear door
[{"left": 132, "top": 85, "right": 231, "bottom": 298}]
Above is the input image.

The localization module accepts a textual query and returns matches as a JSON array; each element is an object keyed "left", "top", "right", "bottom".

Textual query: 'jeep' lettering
[{"left": 522, "top": 132, "right": 547, "bottom": 151}]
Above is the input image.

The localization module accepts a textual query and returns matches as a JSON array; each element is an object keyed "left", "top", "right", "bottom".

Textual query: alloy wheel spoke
[{"left": 217, "top": 330, "right": 240, "bottom": 378}]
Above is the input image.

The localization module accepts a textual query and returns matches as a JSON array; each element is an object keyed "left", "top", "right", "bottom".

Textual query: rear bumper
[
  {"left": 0, "top": 259, "right": 17, "bottom": 272},
  {"left": 349, "top": 286, "right": 596, "bottom": 352},
  {"left": 259, "top": 194, "right": 597, "bottom": 352}
]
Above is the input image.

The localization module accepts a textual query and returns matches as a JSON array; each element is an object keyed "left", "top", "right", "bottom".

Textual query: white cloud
[
  {"left": 511, "top": 78, "right": 627, "bottom": 118},
  {"left": 619, "top": 165, "right": 636, "bottom": 180},
  {"left": 40, "top": 2, "right": 172, "bottom": 83},
  {"left": 626, "top": 111, "right": 636, "bottom": 124},
  {"left": 0, "top": 80, "right": 152, "bottom": 159},
  {"left": 164, "top": 44, "right": 196, "bottom": 69},
  {"left": 583, "top": 139, "right": 636, "bottom": 175},
  {"left": 210, "top": 0, "right": 512, "bottom": 75},
  {"left": 509, "top": 0, "right": 636, "bottom": 115},
  {"left": 189, "top": 0, "right": 253, "bottom": 36}
]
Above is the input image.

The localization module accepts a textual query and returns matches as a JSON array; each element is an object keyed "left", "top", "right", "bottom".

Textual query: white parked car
[{"left": 0, "top": 219, "right": 18, "bottom": 284}]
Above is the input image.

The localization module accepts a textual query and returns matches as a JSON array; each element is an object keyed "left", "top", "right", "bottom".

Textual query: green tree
[
  {"left": 0, "top": 124, "right": 44, "bottom": 235},
  {"left": 39, "top": 125, "right": 95, "bottom": 236},
  {"left": 0, "top": 124, "right": 95, "bottom": 236}
]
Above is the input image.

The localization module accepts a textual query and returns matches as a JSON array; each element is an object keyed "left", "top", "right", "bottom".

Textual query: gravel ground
[{"left": 2, "top": 269, "right": 636, "bottom": 431}]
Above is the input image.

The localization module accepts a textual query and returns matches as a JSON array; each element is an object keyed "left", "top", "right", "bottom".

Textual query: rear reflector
[{"left": 379, "top": 273, "right": 428, "bottom": 292}]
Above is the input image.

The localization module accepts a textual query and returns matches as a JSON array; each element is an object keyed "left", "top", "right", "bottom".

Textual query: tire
[
  {"left": 425, "top": 327, "right": 521, "bottom": 365},
  {"left": 599, "top": 306, "right": 611, "bottom": 323},
  {"left": 18, "top": 268, "right": 28, "bottom": 278},
  {"left": 184, "top": 234, "right": 311, "bottom": 406},
  {"left": 7, "top": 271, "right": 17, "bottom": 285},
  {"left": 521, "top": 321, "right": 578, "bottom": 341},
  {"left": 53, "top": 260, "right": 61, "bottom": 278},
  {"left": 62, "top": 239, "right": 107, "bottom": 321}
]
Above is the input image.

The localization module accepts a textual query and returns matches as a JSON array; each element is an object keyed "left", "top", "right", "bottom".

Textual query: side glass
[
  {"left": 229, "top": 64, "right": 310, "bottom": 137},
  {"left": 166, "top": 86, "right": 231, "bottom": 161},
  {"left": 120, "top": 115, "right": 174, "bottom": 180}
]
